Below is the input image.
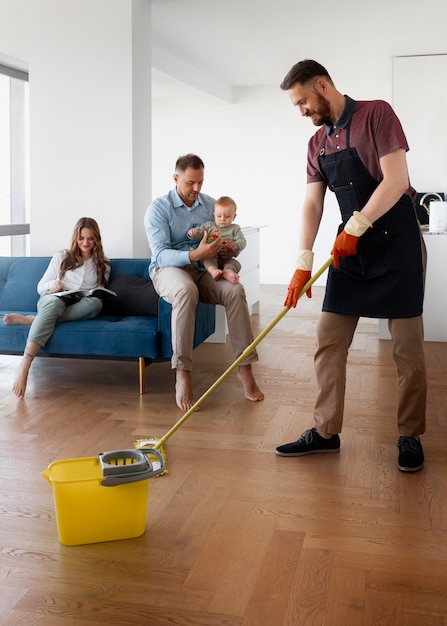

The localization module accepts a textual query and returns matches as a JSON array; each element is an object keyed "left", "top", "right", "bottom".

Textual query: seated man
[{"left": 144, "top": 153, "right": 264, "bottom": 411}]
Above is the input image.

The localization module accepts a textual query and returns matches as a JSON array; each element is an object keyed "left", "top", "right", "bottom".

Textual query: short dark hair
[
  {"left": 175, "top": 153, "right": 204, "bottom": 172},
  {"left": 280, "top": 59, "right": 333, "bottom": 91}
]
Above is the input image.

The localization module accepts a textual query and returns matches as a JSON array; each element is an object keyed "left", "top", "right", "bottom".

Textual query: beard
[{"left": 307, "top": 93, "right": 332, "bottom": 126}]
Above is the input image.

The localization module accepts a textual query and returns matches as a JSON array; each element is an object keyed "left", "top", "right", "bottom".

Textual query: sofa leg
[{"left": 139, "top": 357, "right": 146, "bottom": 394}]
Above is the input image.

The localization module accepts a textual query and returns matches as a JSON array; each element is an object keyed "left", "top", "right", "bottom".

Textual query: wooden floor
[{"left": 1, "top": 285, "right": 447, "bottom": 625}]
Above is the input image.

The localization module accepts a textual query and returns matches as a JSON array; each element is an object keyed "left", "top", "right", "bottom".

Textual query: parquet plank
[
  {"left": 325, "top": 566, "right": 366, "bottom": 626},
  {"left": 284, "top": 548, "right": 333, "bottom": 625},
  {"left": 362, "top": 589, "right": 402, "bottom": 626},
  {"left": 207, "top": 509, "right": 278, "bottom": 615},
  {"left": 241, "top": 529, "right": 304, "bottom": 626}
]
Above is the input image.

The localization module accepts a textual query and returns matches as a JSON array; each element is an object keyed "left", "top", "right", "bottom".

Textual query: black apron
[{"left": 319, "top": 122, "right": 424, "bottom": 318}]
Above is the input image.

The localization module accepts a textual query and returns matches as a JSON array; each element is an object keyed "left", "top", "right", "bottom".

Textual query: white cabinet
[
  {"left": 379, "top": 231, "right": 447, "bottom": 342},
  {"left": 206, "top": 226, "right": 261, "bottom": 343}
]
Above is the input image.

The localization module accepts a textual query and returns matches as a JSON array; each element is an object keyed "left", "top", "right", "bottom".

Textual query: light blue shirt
[{"left": 144, "top": 188, "right": 215, "bottom": 278}]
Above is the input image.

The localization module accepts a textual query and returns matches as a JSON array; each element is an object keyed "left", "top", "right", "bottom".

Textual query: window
[{"left": 0, "top": 63, "right": 29, "bottom": 256}]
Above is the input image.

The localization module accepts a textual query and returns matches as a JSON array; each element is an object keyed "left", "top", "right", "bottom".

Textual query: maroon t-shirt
[{"left": 306, "top": 98, "right": 416, "bottom": 201}]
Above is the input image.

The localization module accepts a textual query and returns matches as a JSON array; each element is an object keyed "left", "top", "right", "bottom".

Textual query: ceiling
[{"left": 150, "top": 0, "right": 446, "bottom": 103}]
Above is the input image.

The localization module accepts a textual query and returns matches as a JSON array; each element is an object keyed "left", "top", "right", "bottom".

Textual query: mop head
[{"left": 134, "top": 438, "right": 168, "bottom": 476}]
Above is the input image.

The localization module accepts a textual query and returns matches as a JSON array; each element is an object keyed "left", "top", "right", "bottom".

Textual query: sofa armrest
[{"left": 158, "top": 298, "right": 216, "bottom": 358}]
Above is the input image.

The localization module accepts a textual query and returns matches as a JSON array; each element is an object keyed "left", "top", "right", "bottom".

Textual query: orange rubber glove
[
  {"left": 284, "top": 269, "right": 312, "bottom": 308},
  {"left": 284, "top": 250, "right": 314, "bottom": 308},
  {"left": 331, "top": 211, "right": 373, "bottom": 269},
  {"left": 331, "top": 231, "right": 359, "bottom": 269}
]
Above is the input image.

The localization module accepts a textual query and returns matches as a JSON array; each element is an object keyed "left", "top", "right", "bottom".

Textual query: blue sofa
[{"left": 0, "top": 257, "right": 215, "bottom": 393}]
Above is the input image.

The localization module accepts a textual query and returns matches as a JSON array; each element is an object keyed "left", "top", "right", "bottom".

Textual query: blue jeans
[{"left": 28, "top": 292, "right": 102, "bottom": 347}]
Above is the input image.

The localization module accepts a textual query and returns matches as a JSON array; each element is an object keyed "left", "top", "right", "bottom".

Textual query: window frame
[{"left": 0, "top": 62, "right": 29, "bottom": 255}]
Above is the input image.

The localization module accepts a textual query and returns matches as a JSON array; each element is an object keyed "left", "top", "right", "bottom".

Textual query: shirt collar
[
  {"left": 173, "top": 187, "right": 201, "bottom": 210},
  {"left": 325, "top": 95, "right": 356, "bottom": 135}
]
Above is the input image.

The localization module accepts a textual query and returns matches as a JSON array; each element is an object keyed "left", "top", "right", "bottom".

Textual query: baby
[{"left": 188, "top": 196, "right": 246, "bottom": 283}]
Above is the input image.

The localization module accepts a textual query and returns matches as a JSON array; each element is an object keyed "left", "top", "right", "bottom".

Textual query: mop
[{"left": 135, "top": 257, "right": 333, "bottom": 474}]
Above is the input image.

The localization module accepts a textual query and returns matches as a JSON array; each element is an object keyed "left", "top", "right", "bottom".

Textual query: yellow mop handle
[{"left": 154, "top": 256, "right": 333, "bottom": 450}]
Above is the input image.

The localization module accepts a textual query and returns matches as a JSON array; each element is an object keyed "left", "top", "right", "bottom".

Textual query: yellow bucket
[{"left": 42, "top": 449, "right": 164, "bottom": 546}]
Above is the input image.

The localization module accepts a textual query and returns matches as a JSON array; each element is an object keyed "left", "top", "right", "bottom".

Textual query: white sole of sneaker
[{"left": 275, "top": 448, "right": 340, "bottom": 457}]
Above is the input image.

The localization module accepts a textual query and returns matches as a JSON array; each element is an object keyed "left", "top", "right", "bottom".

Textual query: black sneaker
[
  {"left": 397, "top": 436, "right": 424, "bottom": 472},
  {"left": 275, "top": 428, "right": 340, "bottom": 457}
]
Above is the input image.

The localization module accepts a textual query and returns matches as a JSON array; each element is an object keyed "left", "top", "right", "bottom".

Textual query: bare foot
[
  {"left": 237, "top": 364, "right": 264, "bottom": 402},
  {"left": 3, "top": 313, "right": 35, "bottom": 325},
  {"left": 208, "top": 266, "right": 223, "bottom": 281},
  {"left": 175, "top": 370, "right": 197, "bottom": 412},
  {"left": 12, "top": 359, "right": 32, "bottom": 399},
  {"left": 222, "top": 269, "right": 239, "bottom": 284}
]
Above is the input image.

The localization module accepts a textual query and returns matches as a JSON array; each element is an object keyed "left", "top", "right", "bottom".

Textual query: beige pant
[
  {"left": 152, "top": 264, "right": 258, "bottom": 370},
  {"left": 313, "top": 313, "right": 426, "bottom": 438}
]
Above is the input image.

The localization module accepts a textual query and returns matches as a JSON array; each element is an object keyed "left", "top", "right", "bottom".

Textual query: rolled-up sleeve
[{"left": 145, "top": 197, "right": 191, "bottom": 272}]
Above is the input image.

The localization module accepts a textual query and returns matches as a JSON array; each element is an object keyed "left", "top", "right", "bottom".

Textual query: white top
[{"left": 37, "top": 249, "right": 108, "bottom": 295}]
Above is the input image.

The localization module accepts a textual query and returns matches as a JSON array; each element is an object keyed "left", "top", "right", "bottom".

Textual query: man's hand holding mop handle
[{"left": 284, "top": 250, "right": 315, "bottom": 308}]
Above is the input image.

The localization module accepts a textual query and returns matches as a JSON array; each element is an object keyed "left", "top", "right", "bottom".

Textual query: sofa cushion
[
  {"left": 102, "top": 275, "right": 159, "bottom": 317},
  {"left": 0, "top": 315, "right": 161, "bottom": 359},
  {"left": 0, "top": 257, "right": 50, "bottom": 311}
]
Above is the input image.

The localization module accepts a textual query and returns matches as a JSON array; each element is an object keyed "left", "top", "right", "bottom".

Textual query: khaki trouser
[
  {"left": 152, "top": 264, "right": 258, "bottom": 371},
  {"left": 313, "top": 313, "right": 426, "bottom": 438}
]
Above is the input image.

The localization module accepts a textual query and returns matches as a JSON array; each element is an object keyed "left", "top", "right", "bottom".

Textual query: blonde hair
[{"left": 215, "top": 196, "right": 237, "bottom": 212}]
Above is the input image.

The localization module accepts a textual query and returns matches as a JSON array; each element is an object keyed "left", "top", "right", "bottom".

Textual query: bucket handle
[{"left": 99, "top": 448, "right": 165, "bottom": 486}]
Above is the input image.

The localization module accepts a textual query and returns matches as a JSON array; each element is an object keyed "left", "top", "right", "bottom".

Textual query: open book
[{"left": 54, "top": 287, "right": 117, "bottom": 304}]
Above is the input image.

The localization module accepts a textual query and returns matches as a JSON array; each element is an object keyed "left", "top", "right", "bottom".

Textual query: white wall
[
  {"left": 152, "top": 77, "right": 391, "bottom": 284},
  {"left": 393, "top": 55, "right": 447, "bottom": 196},
  {"left": 0, "top": 0, "right": 151, "bottom": 258}
]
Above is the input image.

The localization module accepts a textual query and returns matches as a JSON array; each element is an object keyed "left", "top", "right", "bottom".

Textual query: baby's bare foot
[
  {"left": 208, "top": 267, "right": 223, "bottom": 281},
  {"left": 222, "top": 269, "right": 239, "bottom": 284}
]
